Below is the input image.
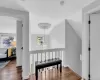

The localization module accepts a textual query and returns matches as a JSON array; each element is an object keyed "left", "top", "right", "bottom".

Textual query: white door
[{"left": 90, "top": 13, "right": 100, "bottom": 80}]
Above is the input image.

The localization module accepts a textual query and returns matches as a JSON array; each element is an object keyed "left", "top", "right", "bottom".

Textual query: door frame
[
  {"left": 0, "top": 7, "right": 30, "bottom": 79},
  {"left": 82, "top": 0, "right": 100, "bottom": 80}
]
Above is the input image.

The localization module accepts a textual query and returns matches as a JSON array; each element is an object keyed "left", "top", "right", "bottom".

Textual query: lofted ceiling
[{"left": 0, "top": 0, "right": 96, "bottom": 34}]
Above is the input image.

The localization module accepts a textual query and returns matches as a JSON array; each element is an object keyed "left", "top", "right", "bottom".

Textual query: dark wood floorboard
[
  {"left": 30, "top": 68, "right": 81, "bottom": 80},
  {"left": 0, "top": 59, "right": 22, "bottom": 80},
  {"left": 0, "top": 59, "right": 81, "bottom": 80}
]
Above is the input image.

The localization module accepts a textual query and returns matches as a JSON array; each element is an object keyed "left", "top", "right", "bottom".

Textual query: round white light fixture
[
  {"left": 21, "top": 0, "right": 25, "bottom": 1},
  {"left": 60, "top": 0, "right": 65, "bottom": 6},
  {"left": 38, "top": 23, "right": 51, "bottom": 29},
  {"left": 38, "top": 23, "right": 51, "bottom": 49}
]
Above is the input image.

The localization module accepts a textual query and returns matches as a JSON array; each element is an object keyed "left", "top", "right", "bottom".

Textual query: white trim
[
  {"left": 30, "top": 48, "right": 65, "bottom": 54},
  {"left": 63, "top": 65, "right": 70, "bottom": 68}
]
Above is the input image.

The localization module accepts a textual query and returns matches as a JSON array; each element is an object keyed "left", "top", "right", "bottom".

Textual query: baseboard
[
  {"left": 81, "top": 78, "right": 85, "bottom": 80},
  {"left": 63, "top": 64, "right": 70, "bottom": 68}
]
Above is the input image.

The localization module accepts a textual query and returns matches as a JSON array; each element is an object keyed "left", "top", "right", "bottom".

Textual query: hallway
[{"left": 0, "top": 59, "right": 81, "bottom": 80}]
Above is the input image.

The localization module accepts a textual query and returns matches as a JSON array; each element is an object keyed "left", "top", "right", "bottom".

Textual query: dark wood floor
[{"left": 0, "top": 59, "right": 81, "bottom": 80}]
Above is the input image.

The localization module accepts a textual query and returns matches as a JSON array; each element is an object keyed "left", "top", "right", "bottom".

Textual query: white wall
[
  {"left": 50, "top": 19, "right": 82, "bottom": 76},
  {"left": 65, "top": 10, "right": 82, "bottom": 75},
  {"left": 64, "top": 19, "right": 82, "bottom": 76},
  {"left": 0, "top": 16, "right": 16, "bottom": 33},
  {"left": 50, "top": 21, "right": 65, "bottom": 48},
  {"left": 0, "top": 33, "right": 50, "bottom": 51},
  {"left": 67, "top": 10, "right": 82, "bottom": 39},
  {"left": 31, "top": 34, "right": 50, "bottom": 50}
]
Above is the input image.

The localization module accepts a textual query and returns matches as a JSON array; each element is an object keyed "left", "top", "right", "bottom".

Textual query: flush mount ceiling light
[
  {"left": 38, "top": 23, "right": 51, "bottom": 29},
  {"left": 20, "top": 0, "right": 25, "bottom": 1},
  {"left": 60, "top": 0, "right": 65, "bottom": 6}
]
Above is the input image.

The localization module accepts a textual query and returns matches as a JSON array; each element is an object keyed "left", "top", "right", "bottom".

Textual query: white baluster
[
  {"left": 48, "top": 52, "right": 50, "bottom": 60},
  {"left": 32, "top": 54, "right": 34, "bottom": 74},
  {"left": 50, "top": 52, "right": 52, "bottom": 60},
  {"left": 46, "top": 52, "right": 49, "bottom": 61},
  {"left": 58, "top": 51, "right": 60, "bottom": 59},
  {"left": 37, "top": 53, "right": 38, "bottom": 62},
  {"left": 53, "top": 51, "right": 55, "bottom": 59},
  {"left": 62, "top": 50, "right": 64, "bottom": 66},
  {"left": 55, "top": 51, "right": 57, "bottom": 59},
  {"left": 41, "top": 52, "right": 42, "bottom": 62},
  {"left": 60, "top": 50, "right": 62, "bottom": 60},
  {"left": 52, "top": 51, "right": 53, "bottom": 59},
  {"left": 45, "top": 52, "right": 46, "bottom": 61},
  {"left": 38, "top": 53, "right": 41, "bottom": 62}
]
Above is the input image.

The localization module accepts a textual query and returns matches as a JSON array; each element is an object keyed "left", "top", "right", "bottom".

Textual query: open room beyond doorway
[
  {"left": 0, "top": 16, "right": 17, "bottom": 69},
  {"left": 0, "top": 16, "right": 16, "bottom": 49}
]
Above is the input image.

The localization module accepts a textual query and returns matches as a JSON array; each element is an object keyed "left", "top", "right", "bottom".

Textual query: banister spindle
[
  {"left": 52, "top": 51, "right": 53, "bottom": 59},
  {"left": 41, "top": 52, "right": 42, "bottom": 62},
  {"left": 61, "top": 51, "right": 63, "bottom": 60},
  {"left": 57, "top": 51, "right": 59, "bottom": 59},
  {"left": 48, "top": 52, "right": 50, "bottom": 60},
  {"left": 58, "top": 50, "right": 60, "bottom": 59},
  {"left": 32, "top": 54, "right": 34, "bottom": 73},
  {"left": 59, "top": 50, "right": 61, "bottom": 59},
  {"left": 46, "top": 52, "right": 48, "bottom": 61},
  {"left": 45, "top": 52, "right": 46, "bottom": 61},
  {"left": 60, "top": 51, "right": 62, "bottom": 60},
  {"left": 56, "top": 51, "right": 58, "bottom": 59},
  {"left": 62, "top": 50, "right": 64, "bottom": 60},
  {"left": 61, "top": 50, "right": 63, "bottom": 60},
  {"left": 59, "top": 51, "right": 61, "bottom": 59},
  {"left": 55, "top": 51, "right": 57, "bottom": 59},
  {"left": 37, "top": 53, "right": 38, "bottom": 62}
]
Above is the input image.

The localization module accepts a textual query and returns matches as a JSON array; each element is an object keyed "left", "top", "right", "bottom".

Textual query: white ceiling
[
  {"left": 0, "top": 16, "right": 16, "bottom": 33},
  {"left": 0, "top": 0, "right": 96, "bottom": 34},
  {"left": 0, "top": 0, "right": 25, "bottom": 11},
  {"left": 18, "top": 0, "right": 95, "bottom": 18}
]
